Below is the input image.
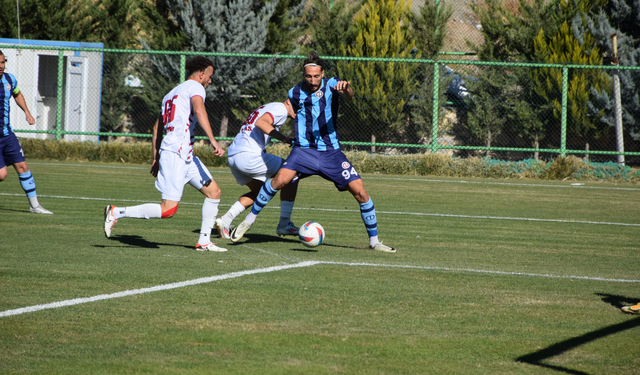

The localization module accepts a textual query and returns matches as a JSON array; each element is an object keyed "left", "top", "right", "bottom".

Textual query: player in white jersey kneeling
[
  {"left": 103, "top": 56, "right": 227, "bottom": 252},
  {"left": 215, "top": 100, "right": 299, "bottom": 239}
]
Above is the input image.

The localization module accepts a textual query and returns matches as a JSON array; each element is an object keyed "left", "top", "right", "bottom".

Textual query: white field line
[
  {"left": 2, "top": 192, "right": 638, "bottom": 227},
  {"left": 28, "top": 162, "right": 233, "bottom": 174},
  {"left": 2, "top": 260, "right": 639, "bottom": 318},
  {"left": 0, "top": 261, "right": 320, "bottom": 318},
  {"left": 27, "top": 162, "right": 640, "bottom": 191},
  {"left": 371, "top": 177, "right": 640, "bottom": 191},
  {"left": 322, "top": 262, "right": 640, "bottom": 283}
]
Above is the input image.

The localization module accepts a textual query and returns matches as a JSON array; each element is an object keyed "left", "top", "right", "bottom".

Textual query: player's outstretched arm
[
  {"left": 13, "top": 91, "right": 35, "bottom": 125},
  {"left": 150, "top": 115, "right": 163, "bottom": 177},
  {"left": 191, "top": 96, "right": 225, "bottom": 157}
]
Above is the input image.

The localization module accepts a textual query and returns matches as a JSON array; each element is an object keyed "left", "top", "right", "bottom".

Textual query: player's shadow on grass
[
  {"left": 516, "top": 293, "right": 640, "bottom": 375},
  {"left": 595, "top": 292, "right": 639, "bottom": 309},
  {"left": 198, "top": 229, "right": 357, "bottom": 251},
  {"left": 95, "top": 235, "right": 191, "bottom": 250},
  {"left": 0, "top": 207, "right": 32, "bottom": 214},
  {"left": 289, "top": 242, "right": 359, "bottom": 252}
]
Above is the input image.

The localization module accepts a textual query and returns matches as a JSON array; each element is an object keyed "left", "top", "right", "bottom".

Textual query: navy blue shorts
[
  {"left": 281, "top": 147, "right": 361, "bottom": 191},
  {"left": 0, "top": 133, "right": 26, "bottom": 169}
]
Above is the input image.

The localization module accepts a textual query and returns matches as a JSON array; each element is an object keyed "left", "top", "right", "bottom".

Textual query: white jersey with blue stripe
[
  {"left": 288, "top": 77, "right": 342, "bottom": 151},
  {"left": 1, "top": 73, "right": 18, "bottom": 137}
]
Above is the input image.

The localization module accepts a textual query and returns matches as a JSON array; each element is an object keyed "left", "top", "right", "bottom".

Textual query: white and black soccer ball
[{"left": 298, "top": 221, "right": 325, "bottom": 248}]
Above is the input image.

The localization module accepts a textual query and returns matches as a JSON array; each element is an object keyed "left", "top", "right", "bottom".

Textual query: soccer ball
[{"left": 298, "top": 221, "right": 325, "bottom": 247}]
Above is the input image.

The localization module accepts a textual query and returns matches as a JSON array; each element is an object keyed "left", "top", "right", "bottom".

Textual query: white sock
[
  {"left": 221, "top": 201, "right": 246, "bottom": 228},
  {"left": 279, "top": 200, "right": 295, "bottom": 227},
  {"left": 198, "top": 198, "right": 219, "bottom": 244},
  {"left": 118, "top": 204, "right": 162, "bottom": 219},
  {"left": 28, "top": 196, "right": 40, "bottom": 209},
  {"left": 245, "top": 211, "right": 257, "bottom": 225},
  {"left": 369, "top": 235, "right": 379, "bottom": 248}
]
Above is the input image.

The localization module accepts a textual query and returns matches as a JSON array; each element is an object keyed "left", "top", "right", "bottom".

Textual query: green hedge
[{"left": 20, "top": 139, "right": 640, "bottom": 183}]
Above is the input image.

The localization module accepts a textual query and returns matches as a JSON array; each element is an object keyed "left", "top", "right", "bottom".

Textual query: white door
[{"left": 64, "top": 57, "right": 88, "bottom": 141}]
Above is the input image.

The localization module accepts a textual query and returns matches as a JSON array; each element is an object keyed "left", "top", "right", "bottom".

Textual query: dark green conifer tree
[
  {"left": 337, "top": 0, "right": 419, "bottom": 147},
  {"left": 573, "top": 0, "right": 640, "bottom": 141}
]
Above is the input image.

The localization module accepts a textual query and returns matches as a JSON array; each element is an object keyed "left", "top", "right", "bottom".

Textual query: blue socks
[
  {"left": 360, "top": 197, "right": 378, "bottom": 237},
  {"left": 19, "top": 171, "right": 36, "bottom": 198},
  {"left": 245, "top": 180, "right": 278, "bottom": 224}
]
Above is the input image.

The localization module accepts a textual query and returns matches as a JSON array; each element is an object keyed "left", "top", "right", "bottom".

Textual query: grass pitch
[{"left": 1, "top": 160, "right": 639, "bottom": 374}]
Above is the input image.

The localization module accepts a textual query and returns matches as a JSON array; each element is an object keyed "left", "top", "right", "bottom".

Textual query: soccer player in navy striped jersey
[
  {"left": 0, "top": 50, "right": 53, "bottom": 214},
  {"left": 230, "top": 52, "right": 395, "bottom": 253}
]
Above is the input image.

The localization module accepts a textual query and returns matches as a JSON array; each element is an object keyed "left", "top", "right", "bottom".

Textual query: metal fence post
[
  {"left": 55, "top": 49, "right": 64, "bottom": 140},
  {"left": 431, "top": 61, "right": 440, "bottom": 154},
  {"left": 560, "top": 65, "right": 568, "bottom": 157},
  {"left": 180, "top": 54, "right": 186, "bottom": 82},
  {"left": 611, "top": 34, "right": 625, "bottom": 165}
]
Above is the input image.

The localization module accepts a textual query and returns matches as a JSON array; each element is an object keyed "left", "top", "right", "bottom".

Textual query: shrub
[{"left": 19, "top": 139, "right": 640, "bottom": 183}]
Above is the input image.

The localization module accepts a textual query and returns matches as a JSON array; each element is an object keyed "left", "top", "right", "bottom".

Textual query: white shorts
[
  {"left": 155, "top": 151, "right": 213, "bottom": 201},
  {"left": 228, "top": 152, "right": 282, "bottom": 186}
]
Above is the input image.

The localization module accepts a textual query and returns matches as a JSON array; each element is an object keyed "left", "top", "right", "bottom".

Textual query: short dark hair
[
  {"left": 302, "top": 51, "right": 324, "bottom": 71},
  {"left": 185, "top": 56, "right": 214, "bottom": 77}
]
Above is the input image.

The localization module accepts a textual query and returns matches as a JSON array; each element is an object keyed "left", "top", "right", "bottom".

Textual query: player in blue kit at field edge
[
  {"left": 0, "top": 50, "right": 53, "bottom": 214},
  {"left": 230, "top": 52, "right": 395, "bottom": 253}
]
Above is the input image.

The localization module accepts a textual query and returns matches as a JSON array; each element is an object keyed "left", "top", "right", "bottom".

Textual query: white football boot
[
  {"left": 104, "top": 205, "right": 117, "bottom": 238},
  {"left": 230, "top": 221, "right": 252, "bottom": 243},
  {"left": 215, "top": 218, "right": 231, "bottom": 239},
  {"left": 195, "top": 242, "right": 228, "bottom": 252},
  {"left": 370, "top": 242, "right": 396, "bottom": 253},
  {"left": 30, "top": 205, "right": 53, "bottom": 214}
]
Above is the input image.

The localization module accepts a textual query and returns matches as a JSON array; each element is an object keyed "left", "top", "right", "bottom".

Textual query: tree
[
  {"left": 406, "top": 0, "right": 453, "bottom": 146},
  {"left": 337, "top": 0, "right": 419, "bottom": 148},
  {"left": 1, "top": 0, "right": 186, "bottom": 137},
  {"left": 471, "top": 0, "right": 612, "bottom": 156},
  {"left": 305, "top": 0, "right": 361, "bottom": 56},
  {"left": 573, "top": 0, "right": 640, "bottom": 140},
  {"left": 297, "top": 0, "right": 362, "bottom": 81},
  {"left": 464, "top": 68, "right": 509, "bottom": 156},
  {"left": 243, "top": 0, "right": 308, "bottom": 127},
  {"left": 532, "top": 19, "right": 611, "bottom": 153},
  {"left": 264, "top": 0, "right": 307, "bottom": 54},
  {"left": 158, "top": 0, "right": 304, "bottom": 139},
  {"left": 0, "top": 0, "right": 94, "bottom": 41}
]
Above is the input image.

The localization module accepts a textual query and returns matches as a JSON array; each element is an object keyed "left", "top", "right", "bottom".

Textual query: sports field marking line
[
  {"left": 371, "top": 177, "right": 640, "bottom": 191},
  {"left": 0, "top": 261, "right": 320, "bottom": 318},
  {"left": 0, "top": 193, "right": 225, "bottom": 207},
  {"left": 2, "top": 260, "right": 638, "bottom": 318},
  {"left": 2, "top": 192, "right": 638, "bottom": 227},
  {"left": 293, "top": 206, "right": 640, "bottom": 227},
  {"left": 27, "top": 162, "right": 640, "bottom": 191},
  {"left": 28, "top": 162, "right": 233, "bottom": 173},
  {"left": 321, "top": 262, "right": 640, "bottom": 283}
]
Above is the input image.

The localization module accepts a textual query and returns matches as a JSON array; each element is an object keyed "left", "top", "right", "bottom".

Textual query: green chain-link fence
[{"left": 3, "top": 44, "right": 640, "bottom": 164}]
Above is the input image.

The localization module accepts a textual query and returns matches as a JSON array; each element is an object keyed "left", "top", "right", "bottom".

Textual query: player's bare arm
[
  {"left": 150, "top": 115, "right": 163, "bottom": 177},
  {"left": 335, "top": 80, "right": 354, "bottom": 100},
  {"left": 191, "top": 96, "right": 225, "bottom": 157},
  {"left": 255, "top": 114, "right": 293, "bottom": 145},
  {"left": 13, "top": 91, "right": 35, "bottom": 125}
]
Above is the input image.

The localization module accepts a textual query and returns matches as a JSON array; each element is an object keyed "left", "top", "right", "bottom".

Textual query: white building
[{"left": 0, "top": 38, "right": 104, "bottom": 142}]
